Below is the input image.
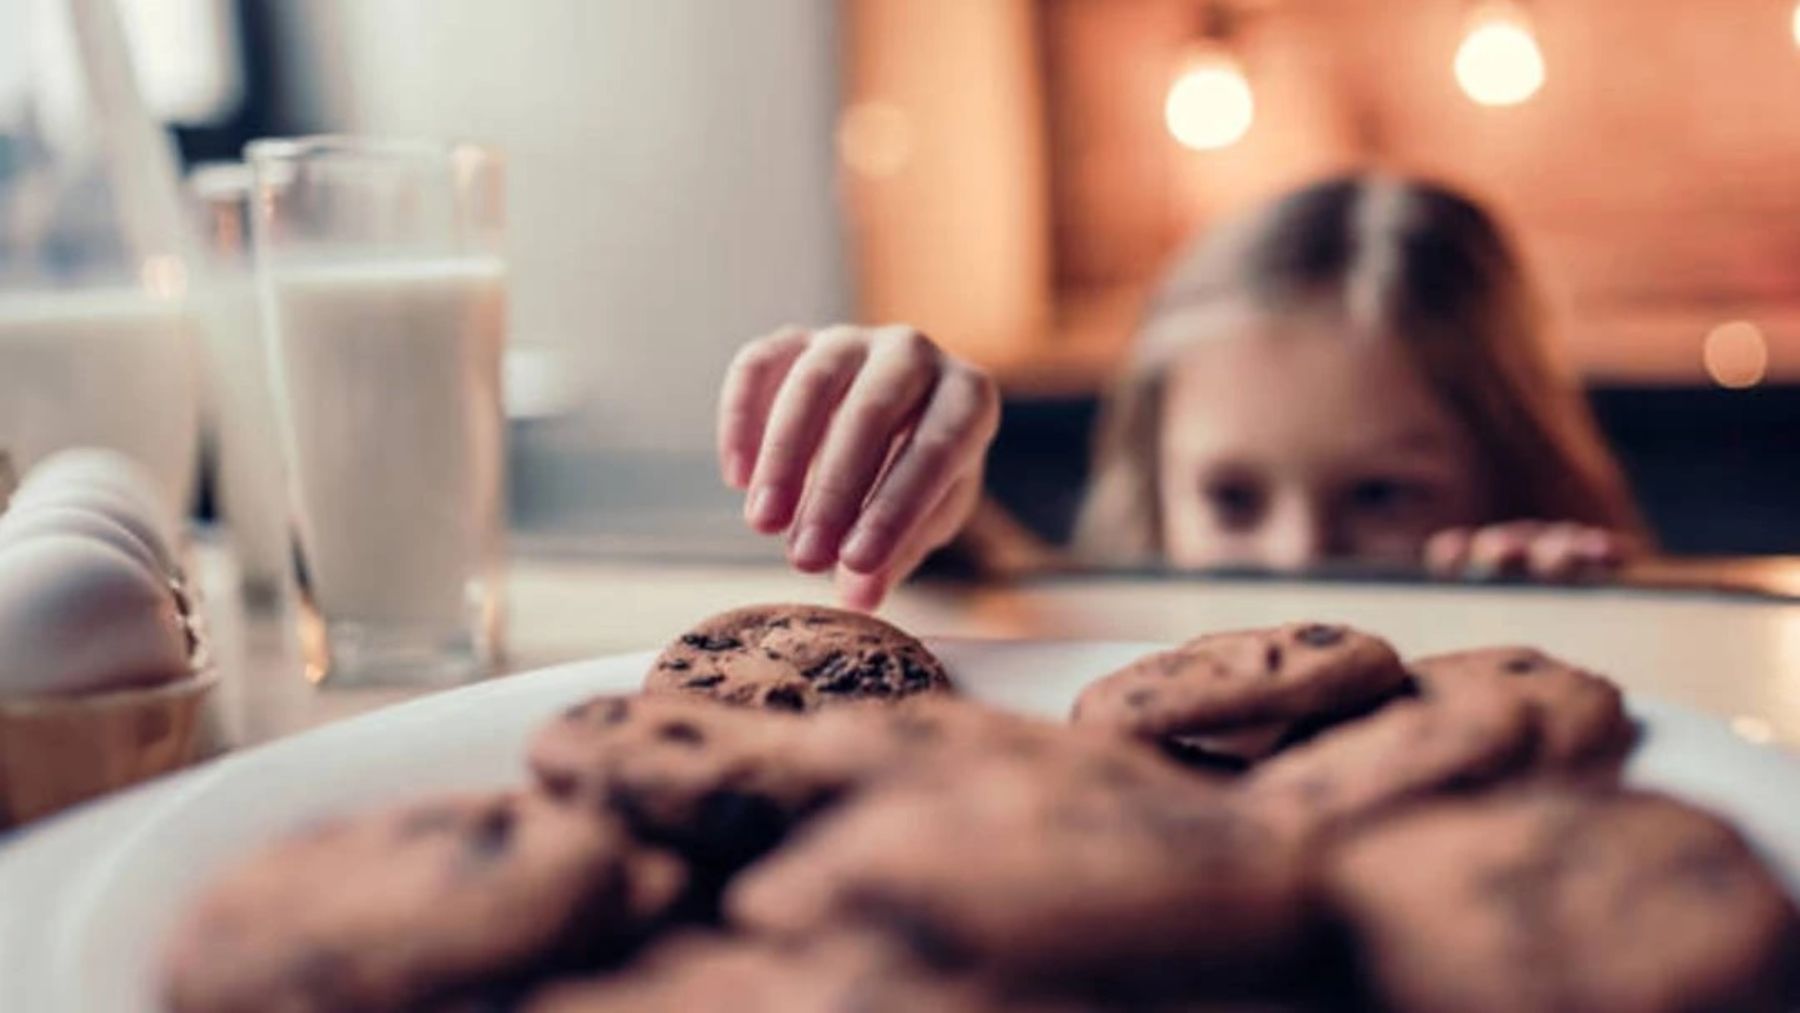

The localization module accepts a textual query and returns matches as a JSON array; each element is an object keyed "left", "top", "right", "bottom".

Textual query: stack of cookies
[{"left": 163, "top": 606, "right": 1800, "bottom": 1012}]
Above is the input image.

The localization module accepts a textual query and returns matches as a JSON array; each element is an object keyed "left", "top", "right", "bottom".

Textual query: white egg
[
  {"left": 0, "top": 535, "right": 191, "bottom": 697},
  {"left": 0, "top": 505, "right": 168, "bottom": 579},
  {"left": 17, "top": 448, "right": 171, "bottom": 524},
  {"left": 6, "top": 479, "right": 175, "bottom": 575}
]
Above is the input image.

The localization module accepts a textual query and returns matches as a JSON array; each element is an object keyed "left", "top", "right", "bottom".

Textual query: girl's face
[{"left": 1155, "top": 309, "right": 1484, "bottom": 570}]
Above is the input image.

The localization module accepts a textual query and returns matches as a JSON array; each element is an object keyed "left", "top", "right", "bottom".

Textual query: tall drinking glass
[
  {"left": 189, "top": 163, "right": 291, "bottom": 606},
  {"left": 246, "top": 137, "right": 507, "bottom": 687}
]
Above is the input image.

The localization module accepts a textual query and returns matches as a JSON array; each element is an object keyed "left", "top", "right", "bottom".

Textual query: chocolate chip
[
  {"left": 1126, "top": 688, "right": 1157, "bottom": 707},
  {"left": 683, "top": 674, "right": 726, "bottom": 689},
  {"left": 680, "top": 633, "right": 742, "bottom": 652},
  {"left": 661, "top": 657, "right": 692, "bottom": 671},
  {"left": 763, "top": 686, "right": 807, "bottom": 711},
  {"left": 767, "top": 617, "right": 792, "bottom": 629},
  {"left": 763, "top": 649, "right": 783, "bottom": 661},
  {"left": 802, "top": 651, "right": 847, "bottom": 681},
  {"left": 601, "top": 699, "right": 631, "bottom": 724},
  {"left": 538, "top": 769, "right": 578, "bottom": 799},
  {"left": 900, "top": 658, "right": 937, "bottom": 690},
  {"left": 692, "top": 789, "right": 789, "bottom": 863},
  {"left": 802, "top": 616, "right": 831, "bottom": 626},
  {"left": 1504, "top": 653, "right": 1541, "bottom": 674},
  {"left": 1265, "top": 643, "right": 1283, "bottom": 674},
  {"left": 658, "top": 720, "right": 704, "bottom": 745},
  {"left": 468, "top": 803, "right": 515, "bottom": 860},
  {"left": 1294, "top": 624, "right": 1345, "bottom": 648}
]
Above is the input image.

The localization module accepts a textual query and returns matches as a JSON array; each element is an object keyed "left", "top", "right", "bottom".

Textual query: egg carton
[{"left": 0, "top": 555, "right": 216, "bottom": 830}]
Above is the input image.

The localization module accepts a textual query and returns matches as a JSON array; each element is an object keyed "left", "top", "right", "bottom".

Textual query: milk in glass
[
  {"left": 262, "top": 257, "right": 505, "bottom": 665},
  {"left": 193, "top": 274, "right": 290, "bottom": 593},
  {"left": 0, "top": 288, "right": 199, "bottom": 513}
]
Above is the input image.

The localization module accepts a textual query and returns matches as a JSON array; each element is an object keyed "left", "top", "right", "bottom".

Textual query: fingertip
[
  {"left": 788, "top": 525, "right": 839, "bottom": 573},
  {"left": 836, "top": 569, "right": 886, "bottom": 612},
  {"left": 745, "top": 486, "right": 790, "bottom": 533},
  {"left": 722, "top": 450, "right": 749, "bottom": 489},
  {"left": 838, "top": 527, "right": 889, "bottom": 576}
]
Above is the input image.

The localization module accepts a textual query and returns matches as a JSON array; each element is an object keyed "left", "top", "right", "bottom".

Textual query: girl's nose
[{"left": 1261, "top": 495, "right": 1331, "bottom": 570}]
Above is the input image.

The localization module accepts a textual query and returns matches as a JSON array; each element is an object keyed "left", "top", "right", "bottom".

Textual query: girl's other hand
[
  {"left": 717, "top": 324, "right": 1000, "bottom": 611},
  {"left": 1423, "top": 521, "right": 1637, "bottom": 583}
]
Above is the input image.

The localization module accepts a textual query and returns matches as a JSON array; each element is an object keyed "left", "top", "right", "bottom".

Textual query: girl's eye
[
  {"left": 1204, "top": 478, "right": 1265, "bottom": 531},
  {"left": 1345, "top": 478, "right": 1428, "bottom": 517}
]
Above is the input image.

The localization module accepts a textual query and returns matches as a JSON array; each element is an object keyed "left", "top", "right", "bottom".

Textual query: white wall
[{"left": 274, "top": 0, "right": 850, "bottom": 454}]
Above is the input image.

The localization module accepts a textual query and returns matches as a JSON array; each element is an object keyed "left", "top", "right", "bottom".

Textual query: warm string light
[
  {"left": 1454, "top": 1, "right": 1546, "bottom": 106},
  {"left": 1165, "top": 45, "right": 1255, "bottom": 151},
  {"left": 1702, "top": 320, "right": 1769, "bottom": 389},
  {"left": 1164, "top": 3, "right": 1254, "bottom": 152}
]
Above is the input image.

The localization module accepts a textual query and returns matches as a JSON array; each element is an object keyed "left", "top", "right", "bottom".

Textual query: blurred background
[{"left": 27, "top": 0, "right": 1800, "bottom": 558}]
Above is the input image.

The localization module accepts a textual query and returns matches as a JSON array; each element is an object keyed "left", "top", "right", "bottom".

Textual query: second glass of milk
[{"left": 246, "top": 137, "right": 507, "bottom": 687}]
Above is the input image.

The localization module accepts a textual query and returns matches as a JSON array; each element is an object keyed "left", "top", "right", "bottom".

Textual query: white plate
[{"left": 11, "top": 639, "right": 1800, "bottom": 1012}]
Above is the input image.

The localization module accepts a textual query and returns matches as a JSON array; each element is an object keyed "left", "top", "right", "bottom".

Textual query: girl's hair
[{"left": 1074, "top": 172, "right": 1644, "bottom": 562}]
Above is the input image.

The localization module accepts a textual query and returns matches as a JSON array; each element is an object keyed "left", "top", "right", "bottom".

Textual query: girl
[{"left": 716, "top": 173, "right": 1644, "bottom": 609}]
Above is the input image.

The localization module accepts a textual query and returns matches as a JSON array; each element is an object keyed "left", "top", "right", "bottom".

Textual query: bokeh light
[
  {"left": 1164, "top": 49, "right": 1255, "bottom": 151},
  {"left": 837, "top": 101, "right": 914, "bottom": 180},
  {"left": 1454, "top": 4, "right": 1546, "bottom": 107},
  {"left": 1702, "top": 320, "right": 1769, "bottom": 389}
]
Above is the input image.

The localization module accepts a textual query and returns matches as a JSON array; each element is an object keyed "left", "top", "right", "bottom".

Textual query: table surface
[{"left": 194, "top": 546, "right": 1800, "bottom": 754}]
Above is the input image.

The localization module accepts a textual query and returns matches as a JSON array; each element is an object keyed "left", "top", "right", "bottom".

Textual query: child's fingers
[
  {"left": 1465, "top": 521, "right": 1545, "bottom": 577},
  {"left": 1434, "top": 521, "right": 1633, "bottom": 582},
  {"left": 744, "top": 328, "right": 869, "bottom": 534},
  {"left": 1571, "top": 527, "right": 1632, "bottom": 577},
  {"left": 717, "top": 327, "right": 808, "bottom": 489},
  {"left": 1423, "top": 528, "right": 1473, "bottom": 575},
  {"left": 838, "top": 366, "right": 999, "bottom": 577},
  {"left": 834, "top": 471, "right": 980, "bottom": 611},
  {"left": 1524, "top": 523, "right": 1588, "bottom": 581},
  {"left": 787, "top": 328, "right": 939, "bottom": 572}
]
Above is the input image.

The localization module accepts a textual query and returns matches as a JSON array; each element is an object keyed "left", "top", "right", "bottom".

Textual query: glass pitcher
[{"left": 0, "top": 0, "right": 200, "bottom": 517}]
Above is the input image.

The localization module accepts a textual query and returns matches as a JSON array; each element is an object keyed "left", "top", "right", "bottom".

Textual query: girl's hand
[
  {"left": 1424, "top": 521, "right": 1637, "bottom": 582},
  {"left": 718, "top": 324, "right": 1000, "bottom": 610}
]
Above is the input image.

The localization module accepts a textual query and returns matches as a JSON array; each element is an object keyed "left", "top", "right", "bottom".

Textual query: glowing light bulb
[
  {"left": 1703, "top": 320, "right": 1769, "bottom": 389},
  {"left": 1164, "top": 47, "right": 1254, "bottom": 151},
  {"left": 1454, "top": 3, "right": 1546, "bottom": 107}
]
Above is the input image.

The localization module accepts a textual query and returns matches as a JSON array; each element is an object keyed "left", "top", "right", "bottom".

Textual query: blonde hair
[{"left": 1074, "top": 173, "right": 1643, "bottom": 563}]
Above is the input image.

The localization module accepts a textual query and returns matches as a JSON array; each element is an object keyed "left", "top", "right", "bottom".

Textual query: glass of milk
[
  {"left": 0, "top": 0, "right": 202, "bottom": 517},
  {"left": 188, "top": 163, "right": 292, "bottom": 607},
  {"left": 245, "top": 137, "right": 507, "bottom": 688}
]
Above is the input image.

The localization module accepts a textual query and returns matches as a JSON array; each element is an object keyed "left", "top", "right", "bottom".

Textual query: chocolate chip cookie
[
  {"left": 644, "top": 604, "right": 952, "bottom": 712},
  {"left": 530, "top": 693, "right": 1192, "bottom": 867},
  {"left": 1071, "top": 623, "right": 1408, "bottom": 765},
  {"left": 1325, "top": 788, "right": 1800, "bottom": 1012},
  {"left": 530, "top": 693, "right": 840, "bottom": 866},
  {"left": 526, "top": 933, "right": 1048, "bottom": 1013},
  {"left": 163, "top": 792, "right": 685, "bottom": 1013},
  {"left": 1241, "top": 675, "right": 1535, "bottom": 840},
  {"left": 726, "top": 754, "right": 1307, "bottom": 996},
  {"left": 1411, "top": 646, "right": 1634, "bottom": 773}
]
